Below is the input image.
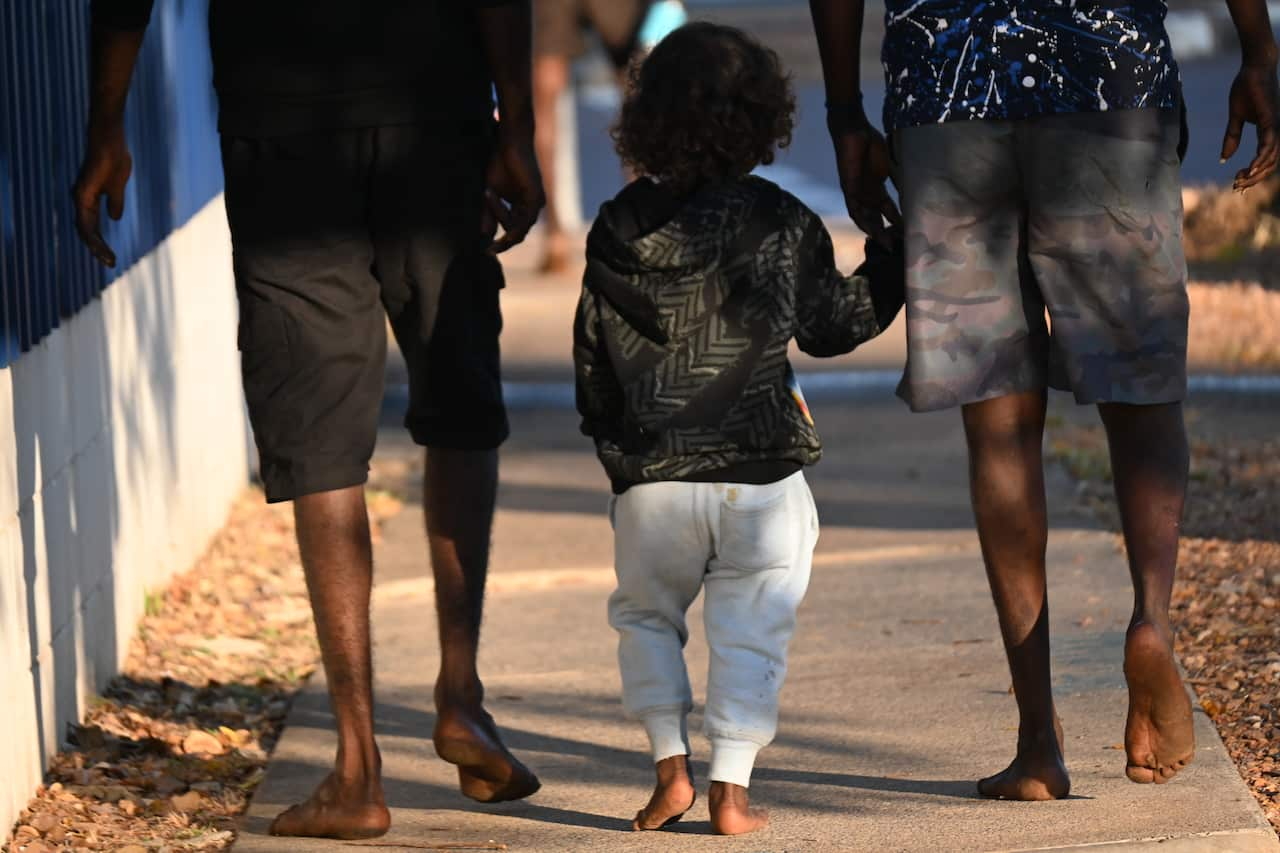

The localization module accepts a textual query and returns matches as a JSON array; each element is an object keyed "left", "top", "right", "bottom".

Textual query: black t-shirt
[{"left": 95, "top": 0, "right": 513, "bottom": 137}]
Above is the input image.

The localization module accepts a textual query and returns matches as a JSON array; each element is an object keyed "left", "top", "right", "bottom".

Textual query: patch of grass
[{"left": 1050, "top": 442, "right": 1112, "bottom": 483}]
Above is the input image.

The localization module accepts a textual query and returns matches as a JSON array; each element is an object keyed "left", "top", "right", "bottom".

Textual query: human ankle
[
  {"left": 1128, "top": 617, "right": 1173, "bottom": 640},
  {"left": 708, "top": 780, "right": 750, "bottom": 810},
  {"left": 435, "top": 676, "right": 483, "bottom": 711},
  {"left": 1016, "top": 722, "right": 1061, "bottom": 752},
  {"left": 654, "top": 755, "right": 691, "bottom": 787},
  {"left": 334, "top": 743, "right": 381, "bottom": 786}
]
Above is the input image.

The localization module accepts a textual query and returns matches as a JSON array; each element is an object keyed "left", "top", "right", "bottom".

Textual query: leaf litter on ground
[{"left": 4, "top": 489, "right": 401, "bottom": 852}]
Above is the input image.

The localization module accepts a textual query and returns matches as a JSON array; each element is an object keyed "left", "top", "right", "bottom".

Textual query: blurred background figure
[
  {"left": 533, "top": 0, "right": 688, "bottom": 274},
  {"left": 638, "top": 0, "right": 692, "bottom": 50}
]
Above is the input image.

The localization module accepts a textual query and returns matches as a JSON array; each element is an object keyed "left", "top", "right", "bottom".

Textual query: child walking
[{"left": 573, "top": 22, "right": 904, "bottom": 835}]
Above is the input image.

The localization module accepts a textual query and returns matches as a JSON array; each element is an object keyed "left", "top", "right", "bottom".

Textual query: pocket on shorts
[
  {"left": 716, "top": 485, "right": 795, "bottom": 573},
  {"left": 236, "top": 290, "right": 293, "bottom": 407}
]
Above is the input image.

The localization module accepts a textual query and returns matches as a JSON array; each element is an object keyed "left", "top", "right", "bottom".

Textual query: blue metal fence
[{"left": 0, "top": 0, "right": 223, "bottom": 368}]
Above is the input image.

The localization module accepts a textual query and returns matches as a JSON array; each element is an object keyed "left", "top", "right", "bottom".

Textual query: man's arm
[
  {"left": 807, "top": 0, "right": 899, "bottom": 247},
  {"left": 1222, "top": 0, "right": 1280, "bottom": 189},
  {"left": 476, "top": 1, "right": 545, "bottom": 253},
  {"left": 73, "top": 0, "right": 154, "bottom": 267}
]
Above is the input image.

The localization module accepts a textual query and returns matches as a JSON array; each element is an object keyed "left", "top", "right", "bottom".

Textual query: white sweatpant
[{"left": 607, "top": 471, "right": 818, "bottom": 788}]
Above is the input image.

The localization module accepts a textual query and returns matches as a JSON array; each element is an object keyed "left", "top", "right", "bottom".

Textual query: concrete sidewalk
[{"left": 234, "top": 392, "right": 1278, "bottom": 853}]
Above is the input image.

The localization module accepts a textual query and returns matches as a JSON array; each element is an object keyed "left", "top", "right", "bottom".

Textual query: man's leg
[
  {"left": 963, "top": 390, "right": 1070, "bottom": 801},
  {"left": 426, "top": 447, "right": 541, "bottom": 802},
  {"left": 269, "top": 486, "right": 390, "bottom": 839},
  {"left": 533, "top": 53, "right": 571, "bottom": 274},
  {"left": 223, "top": 128, "right": 394, "bottom": 839},
  {"left": 1018, "top": 107, "right": 1194, "bottom": 784},
  {"left": 1098, "top": 402, "right": 1195, "bottom": 783}
]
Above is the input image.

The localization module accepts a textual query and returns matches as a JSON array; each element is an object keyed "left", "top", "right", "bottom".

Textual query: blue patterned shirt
[{"left": 881, "top": 1, "right": 1181, "bottom": 129}]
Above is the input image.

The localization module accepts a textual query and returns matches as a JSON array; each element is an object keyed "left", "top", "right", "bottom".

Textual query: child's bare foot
[
  {"left": 1124, "top": 621, "right": 1195, "bottom": 784},
  {"left": 633, "top": 754, "right": 696, "bottom": 830},
  {"left": 709, "top": 781, "right": 768, "bottom": 835},
  {"left": 978, "top": 717, "right": 1071, "bottom": 800}
]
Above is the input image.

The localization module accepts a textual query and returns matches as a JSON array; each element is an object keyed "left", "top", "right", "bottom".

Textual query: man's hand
[
  {"left": 73, "top": 122, "right": 133, "bottom": 268},
  {"left": 482, "top": 127, "right": 544, "bottom": 254},
  {"left": 1222, "top": 62, "right": 1280, "bottom": 190},
  {"left": 476, "top": 2, "right": 541, "bottom": 253},
  {"left": 75, "top": 5, "right": 150, "bottom": 269},
  {"left": 829, "top": 107, "right": 901, "bottom": 249}
]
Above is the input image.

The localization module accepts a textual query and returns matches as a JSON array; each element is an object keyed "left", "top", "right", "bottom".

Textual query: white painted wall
[{"left": 0, "top": 195, "right": 248, "bottom": 833}]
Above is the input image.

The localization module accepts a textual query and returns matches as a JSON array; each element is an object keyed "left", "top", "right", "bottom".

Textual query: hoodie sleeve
[
  {"left": 794, "top": 211, "right": 905, "bottom": 358},
  {"left": 573, "top": 285, "right": 625, "bottom": 441}
]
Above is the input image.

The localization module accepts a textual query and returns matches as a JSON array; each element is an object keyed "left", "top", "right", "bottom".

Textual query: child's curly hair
[{"left": 613, "top": 22, "right": 795, "bottom": 195}]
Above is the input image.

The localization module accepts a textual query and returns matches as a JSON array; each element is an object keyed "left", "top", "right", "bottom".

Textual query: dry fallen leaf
[
  {"left": 182, "top": 730, "right": 226, "bottom": 757},
  {"left": 170, "top": 790, "right": 204, "bottom": 814}
]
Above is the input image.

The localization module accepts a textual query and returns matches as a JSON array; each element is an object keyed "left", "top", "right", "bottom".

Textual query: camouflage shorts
[{"left": 892, "top": 109, "right": 1189, "bottom": 412}]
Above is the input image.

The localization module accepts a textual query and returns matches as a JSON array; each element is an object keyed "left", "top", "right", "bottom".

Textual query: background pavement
[{"left": 235, "top": 246, "right": 1279, "bottom": 852}]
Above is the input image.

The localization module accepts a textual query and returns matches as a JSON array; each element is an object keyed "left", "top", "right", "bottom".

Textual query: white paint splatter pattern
[{"left": 881, "top": 0, "right": 1180, "bottom": 129}]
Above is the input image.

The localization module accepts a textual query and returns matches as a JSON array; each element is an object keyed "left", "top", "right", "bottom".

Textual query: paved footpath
[{"left": 236, "top": 248, "right": 1277, "bottom": 852}]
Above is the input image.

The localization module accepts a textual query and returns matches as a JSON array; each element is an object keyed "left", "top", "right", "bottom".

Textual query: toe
[{"left": 1126, "top": 764, "right": 1156, "bottom": 784}]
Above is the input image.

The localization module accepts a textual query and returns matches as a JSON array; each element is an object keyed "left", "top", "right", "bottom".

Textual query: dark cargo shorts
[
  {"left": 892, "top": 108, "right": 1189, "bottom": 412},
  {"left": 222, "top": 124, "right": 509, "bottom": 503}
]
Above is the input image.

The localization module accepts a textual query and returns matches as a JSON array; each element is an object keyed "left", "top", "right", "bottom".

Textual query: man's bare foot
[
  {"left": 709, "top": 781, "right": 768, "bottom": 835},
  {"left": 1124, "top": 621, "right": 1195, "bottom": 784},
  {"left": 633, "top": 755, "right": 696, "bottom": 831},
  {"left": 268, "top": 772, "right": 390, "bottom": 839},
  {"left": 434, "top": 705, "right": 541, "bottom": 803},
  {"left": 979, "top": 717, "right": 1071, "bottom": 801}
]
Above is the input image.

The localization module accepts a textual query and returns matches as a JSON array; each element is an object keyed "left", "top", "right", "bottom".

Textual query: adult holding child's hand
[
  {"left": 824, "top": 101, "right": 900, "bottom": 250},
  {"left": 808, "top": 1, "right": 900, "bottom": 249}
]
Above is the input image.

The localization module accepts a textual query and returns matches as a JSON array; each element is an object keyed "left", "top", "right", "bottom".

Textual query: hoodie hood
[{"left": 585, "top": 177, "right": 776, "bottom": 345}]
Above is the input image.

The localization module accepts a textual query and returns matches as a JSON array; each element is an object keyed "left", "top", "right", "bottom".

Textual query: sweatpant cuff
[
  {"left": 642, "top": 710, "right": 691, "bottom": 763},
  {"left": 709, "top": 738, "right": 762, "bottom": 788}
]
